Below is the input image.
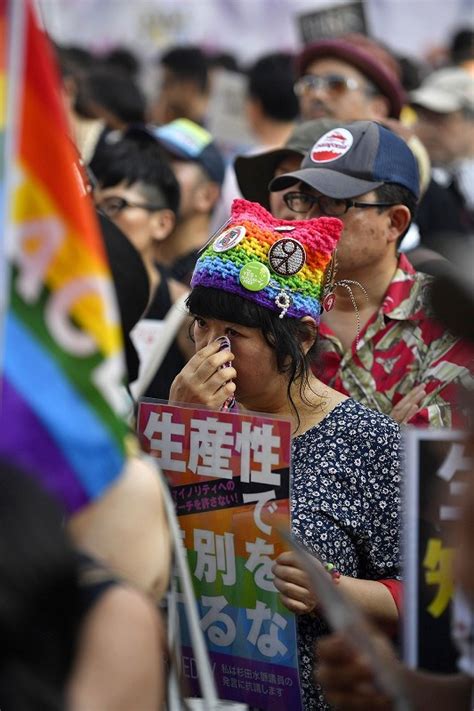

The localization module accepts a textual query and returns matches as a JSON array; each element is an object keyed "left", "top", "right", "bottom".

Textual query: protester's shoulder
[
  {"left": 399, "top": 256, "right": 434, "bottom": 300},
  {"left": 409, "top": 266, "right": 473, "bottom": 351},
  {"left": 334, "top": 401, "right": 402, "bottom": 476},
  {"left": 335, "top": 399, "right": 400, "bottom": 443},
  {"left": 303, "top": 399, "right": 400, "bottom": 451},
  {"left": 397, "top": 257, "right": 460, "bottom": 328}
]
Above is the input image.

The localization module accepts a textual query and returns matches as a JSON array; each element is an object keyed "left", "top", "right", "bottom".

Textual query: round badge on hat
[
  {"left": 310, "top": 127, "right": 353, "bottom": 164},
  {"left": 213, "top": 225, "right": 246, "bottom": 253},
  {"left": 239, "top": 261, "right": 271, "bottom": 291},
  {"left": 268, "top": 237, "right": 306, "bottom": 276}
]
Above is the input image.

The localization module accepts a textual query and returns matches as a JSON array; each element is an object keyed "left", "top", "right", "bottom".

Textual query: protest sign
[
  {"left": 138, "top": 400, "right": 302, "bottom": 710},
  {"left": 297, "top": 2, "right": 367, "bottom": 45},
  {"left": 403, "top": 428, "right": 470, "bottom": 673}
]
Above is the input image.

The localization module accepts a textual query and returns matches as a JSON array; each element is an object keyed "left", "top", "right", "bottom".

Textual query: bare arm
[
  {"left": 317, "top": 632, "right": 473, "bottom": 711},
  {"left": 272, "top": 551, "right": 398, "bottom": 630},
  {"left": 68, "top": 586, "right": 165, "bottom": 711},
  {"left": 402, "top": 668, "right": 472, "bottom": 710},
  {"left": 68, "top": 456, "right": 171, "bottom": 600}
]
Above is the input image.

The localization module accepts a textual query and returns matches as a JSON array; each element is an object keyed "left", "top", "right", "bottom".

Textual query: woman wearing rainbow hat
[{"left": 170, "top": 198, "right": 401, "bottom": 710}]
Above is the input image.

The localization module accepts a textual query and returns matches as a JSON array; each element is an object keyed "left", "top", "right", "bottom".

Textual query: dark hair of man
[
  {"left": 81, "top": 67, "right": 146, "bottom": 125},
  {"left": 450, "top": 28, "right": 474, "bottom": 64},
  {"left": 396, "top": 55, "right": 427, "bottom": 92},
  {"left": 90, "top": 136, "right": 181, "bottom": 215},
  {"left": 207, "top": 52, "right": 240, "bottom": 73},
  {"left": 247, "top": 52, "right": 299, "bottom": 122},
  {"left": 102, "top": 47, "right": 140, "bottom": 78},
  {"left": 374, "top": 183, "right": 418, "bottom": 244},
  {"left": 54, "top": 44, "right": 94, "bottom": 77},
  {"left": 187, "top": 286, "right": 319, "bottom": 429},
  {"left": 0, "top": 460, "right": 80, "bottom": 711},
  {"left": 160, "top": 46, "right": 209, "bottom": 93},
  {"left": 54, "top": 44, "right": 93, "bottom": 118}
]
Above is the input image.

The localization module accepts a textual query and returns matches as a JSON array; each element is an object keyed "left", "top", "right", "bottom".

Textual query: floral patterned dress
[{"left": 291, "top": 398, "right": 402, "bottom": 710}]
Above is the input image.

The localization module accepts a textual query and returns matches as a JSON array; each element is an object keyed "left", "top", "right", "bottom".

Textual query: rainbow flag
[{"left": 0, "top": 0, "right": 129, "bottom": 513}]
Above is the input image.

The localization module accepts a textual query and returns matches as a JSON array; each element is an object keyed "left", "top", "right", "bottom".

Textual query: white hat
[{"left": 410, "top": 67, "right": 474, "bottom": 113}]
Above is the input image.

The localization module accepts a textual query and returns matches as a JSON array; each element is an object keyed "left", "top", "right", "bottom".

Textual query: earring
[
  {"left": 321, "top": 251, "right": 369, "bottom": 345},
  {"left": 322, "top": 252, "right": 338, "bottom": 312}
]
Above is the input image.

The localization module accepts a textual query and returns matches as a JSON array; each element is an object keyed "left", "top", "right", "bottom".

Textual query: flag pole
[{"left": 0, "top": 0, "right": 26, "bottom": 378}]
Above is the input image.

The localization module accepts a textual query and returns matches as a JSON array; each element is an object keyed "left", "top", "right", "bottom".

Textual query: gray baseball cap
[
  {"left": 269, "top": 120, "right": 420, "bottom": 200},
  {"left": 410, "top": 67, "right": 474, "bottom": 114},
  {"left": 234, "top": 119, "right": 340, "bottom": 209}
]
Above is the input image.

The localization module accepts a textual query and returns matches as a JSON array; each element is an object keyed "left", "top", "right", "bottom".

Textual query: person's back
[{"left": 0, "top": 460, "right": 80, "bottom": 711}]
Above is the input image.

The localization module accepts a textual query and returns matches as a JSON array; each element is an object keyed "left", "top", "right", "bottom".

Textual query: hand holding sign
[
  {"left": 272, "top": 550, "right": 321, "bottom": 615},
  {"left": 278, "top": 530, "right": 413, "bottom": 711}
]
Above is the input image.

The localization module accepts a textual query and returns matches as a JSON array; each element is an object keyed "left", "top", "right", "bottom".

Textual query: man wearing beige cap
[{"left": 411, "top": 67, "right": 474, "bottom": 251}]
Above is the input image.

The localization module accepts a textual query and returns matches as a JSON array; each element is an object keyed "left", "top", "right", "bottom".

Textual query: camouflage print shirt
[{"left": 317, "top": 254, "right": 474, "bottom": 428}]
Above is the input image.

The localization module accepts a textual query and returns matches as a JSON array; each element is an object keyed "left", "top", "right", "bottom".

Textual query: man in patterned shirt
[{"left": 270, "top": 120, "right": 473, "bottom": 427}]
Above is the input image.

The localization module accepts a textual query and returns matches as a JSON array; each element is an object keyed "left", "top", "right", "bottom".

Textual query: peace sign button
[{"left": 268, "top": 237, "right": 306, "bottom": 276}]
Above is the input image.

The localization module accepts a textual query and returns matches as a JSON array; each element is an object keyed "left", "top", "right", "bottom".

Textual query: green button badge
[{"left": 239, "top": 261, "right": 271, "bottom": 291}]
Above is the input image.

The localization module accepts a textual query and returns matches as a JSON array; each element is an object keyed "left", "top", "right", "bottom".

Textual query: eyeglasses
[
  {"left": 294, "top": 74, "right": 365, "bottom": 97},
  {"left": 96, "top": 196, "right": 165, "bottom": 219},
  {"left": 283, "top": 191, "right": 396, "bottom": 217}
]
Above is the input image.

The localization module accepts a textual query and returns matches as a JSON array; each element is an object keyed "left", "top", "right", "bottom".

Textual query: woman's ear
[{"left": 300, "top": 316, "right": 318, "bottom": 355}]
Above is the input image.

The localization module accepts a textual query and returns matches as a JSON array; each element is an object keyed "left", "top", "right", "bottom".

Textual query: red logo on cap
[{"left": 311, "top": 128, "right": 354, "bottom": 164}]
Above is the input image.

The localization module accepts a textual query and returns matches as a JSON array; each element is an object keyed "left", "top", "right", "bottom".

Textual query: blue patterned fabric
[{"left": 291, "top": 398, "right": 402, "bottom": 709}]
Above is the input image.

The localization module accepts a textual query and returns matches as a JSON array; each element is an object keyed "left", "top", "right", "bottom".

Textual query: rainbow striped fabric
[
  {"left": 0, "top": 1, "right": 129, "bottom": 513},
  {"left": 191, "top": 198, "right": 343, "bottom": 320}
]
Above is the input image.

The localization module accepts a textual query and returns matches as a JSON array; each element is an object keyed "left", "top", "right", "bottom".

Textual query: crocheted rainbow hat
[{"left": 191, "top": 199, "right": 343, "bottom": 321}]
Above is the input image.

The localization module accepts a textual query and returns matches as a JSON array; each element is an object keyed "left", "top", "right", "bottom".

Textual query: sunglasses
[
  {"left": 96, "top": 196, "right": 166, "bottom": 219},
  {"left": 294, "top": 74, "right": 369, "bottom": 97},
  {"left": 283, "top": 191, "right": 396, "bottom": 217}
]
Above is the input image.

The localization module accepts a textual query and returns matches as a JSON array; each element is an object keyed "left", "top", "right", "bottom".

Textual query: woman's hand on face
[
  {"left": 272, "top": 551, "right": 320, "bottom": 615},
  {"left": 168, "top": 339, "right": 237, "bottom": 409}
]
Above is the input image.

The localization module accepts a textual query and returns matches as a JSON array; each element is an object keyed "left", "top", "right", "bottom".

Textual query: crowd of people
[{"left": 2, "top": 16, "right": 474, "bottom": 711}]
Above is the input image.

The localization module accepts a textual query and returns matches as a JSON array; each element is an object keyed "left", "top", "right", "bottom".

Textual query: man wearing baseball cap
[
  {"left": 270, "top": 120, "right": 473, "bottom": 427},
  {"left": 152, "top": 118, "right": 226, "bottom": 285},
  {"left": 234, "top": 118, "right": 340, "bottom": 219},
  {"left": 410, "top": 67, "right": 474, "bottom": 251}
]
